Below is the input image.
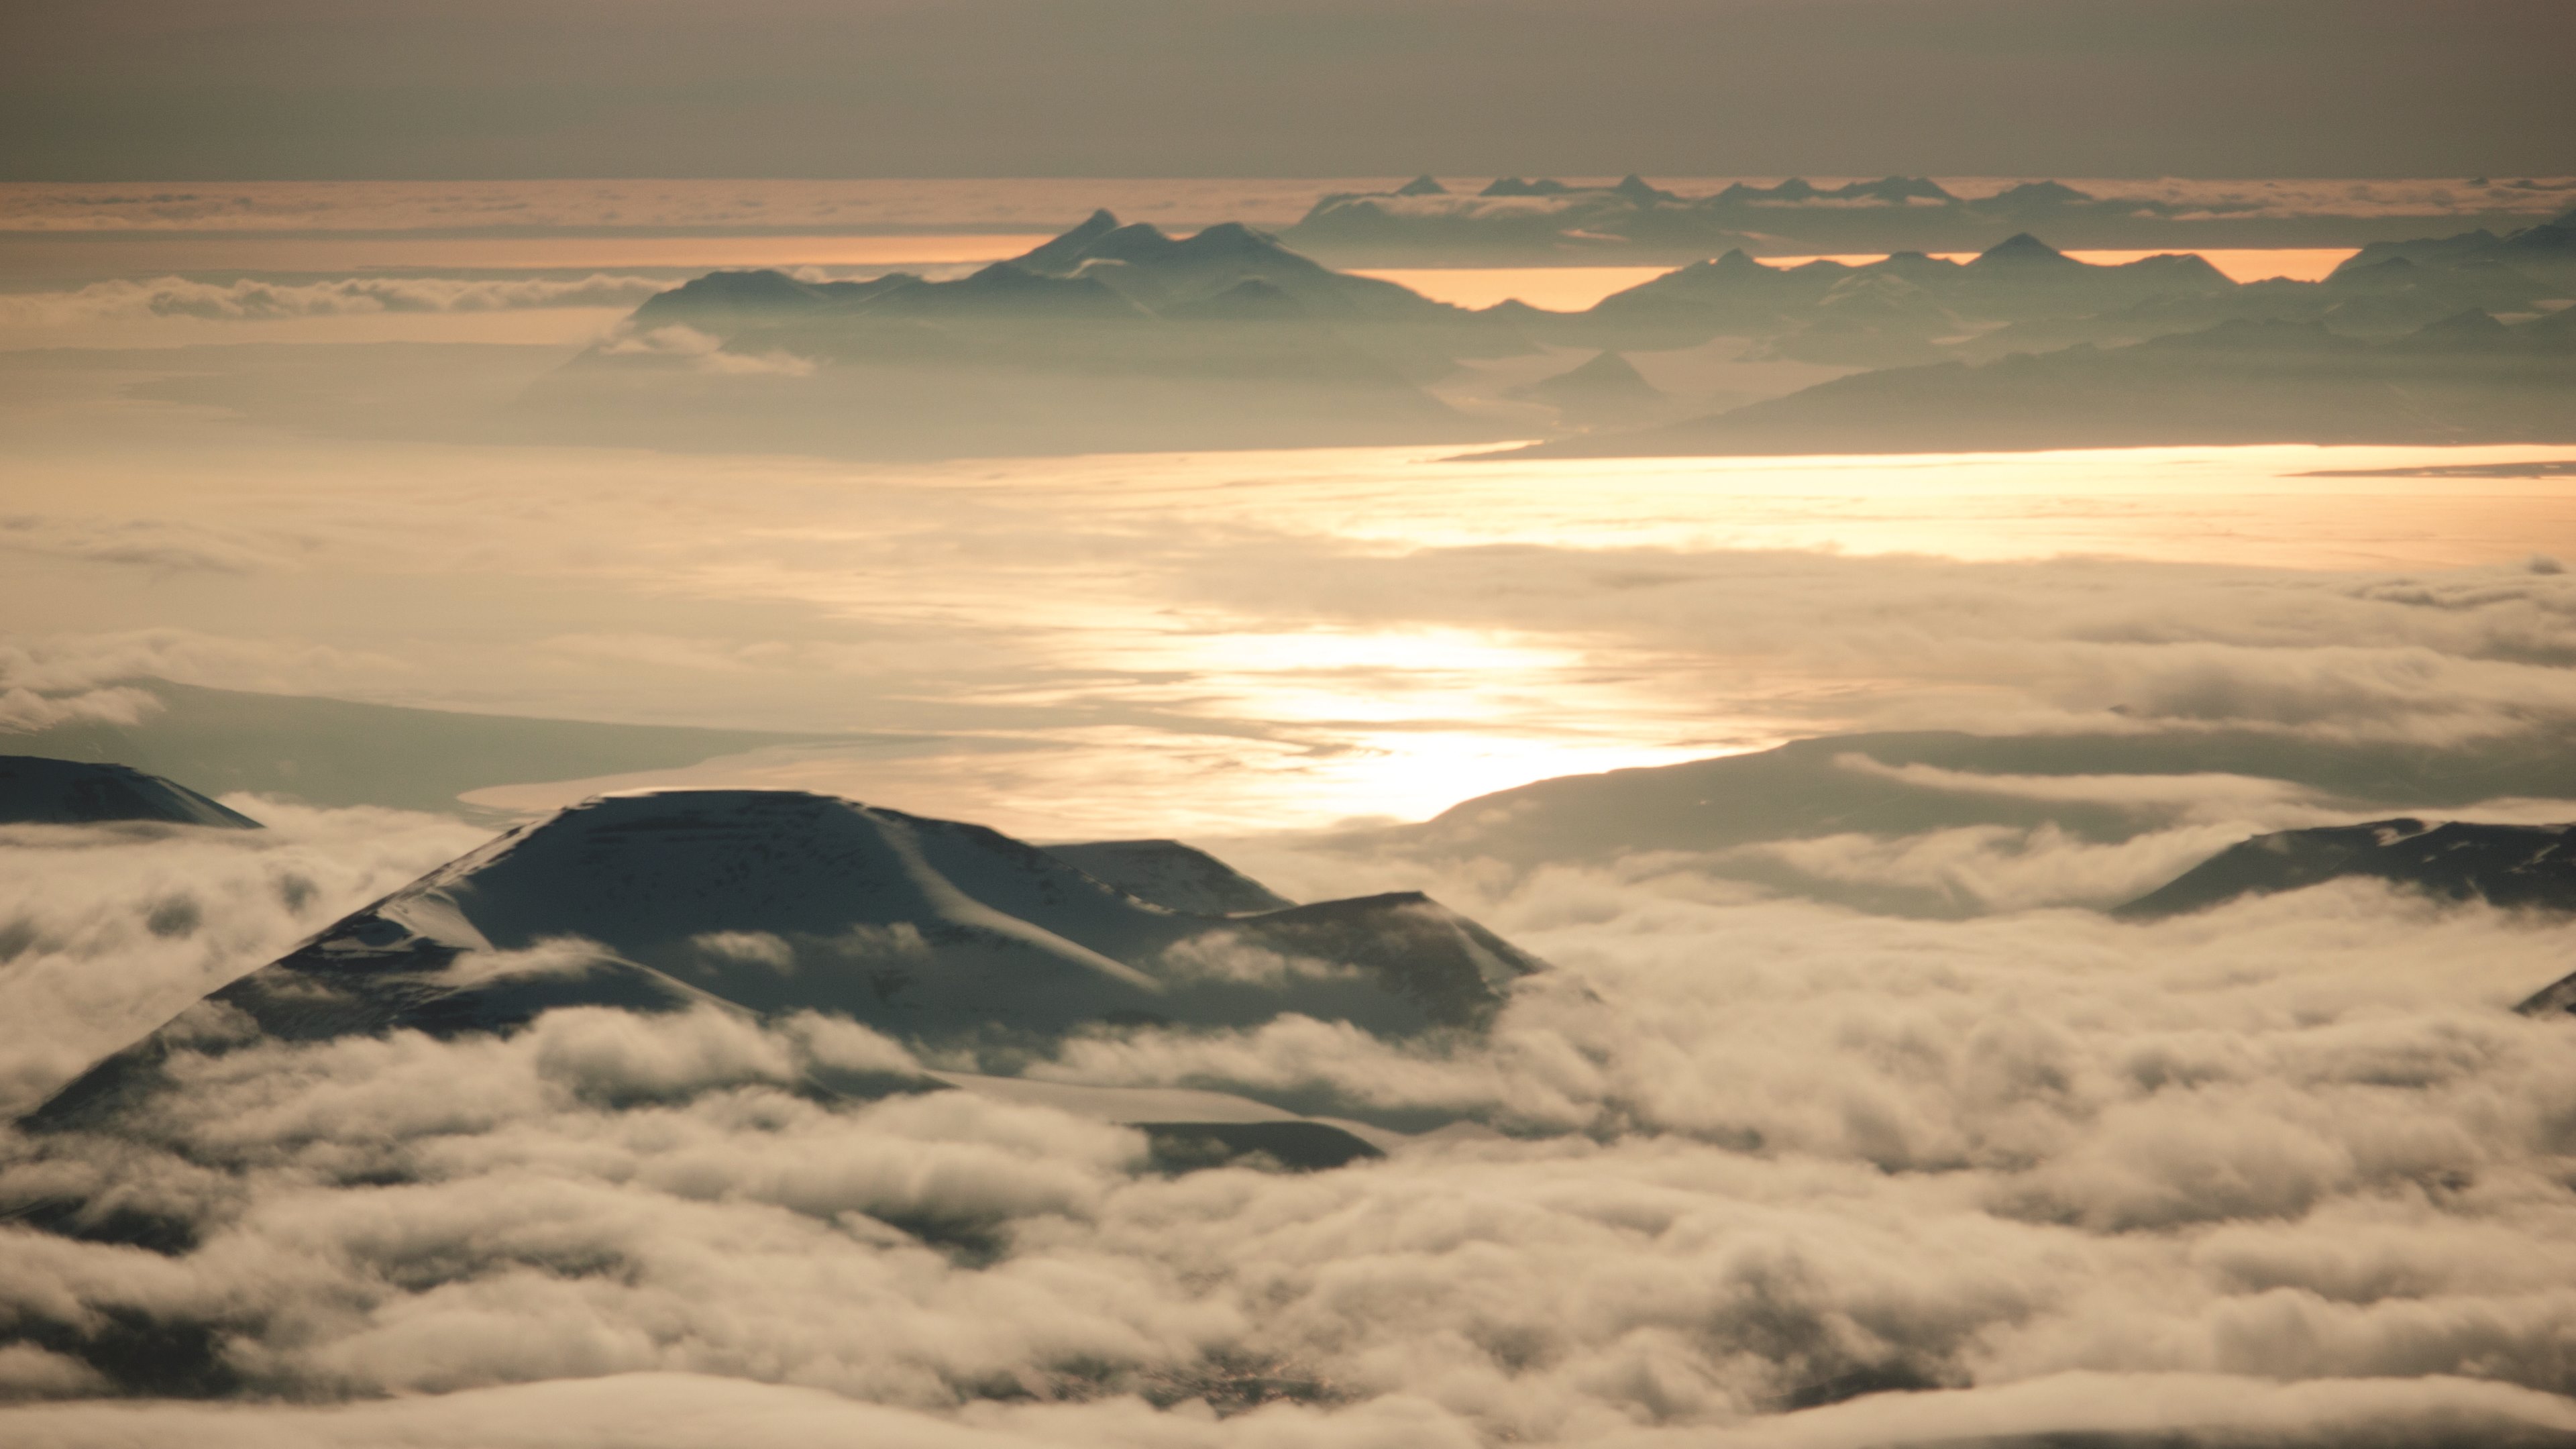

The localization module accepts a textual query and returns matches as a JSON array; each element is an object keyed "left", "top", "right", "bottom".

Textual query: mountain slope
[
  {"left": 2116, "top": 819, "right": 2576, "bottom": 920},
  {"left": 0, "top": 755, "right": 259, "bottom": 828},
  {"left": 30, "top": 790, "right": 1546, "bottom": 1132},
  {"left": 1042, "top": 839, "right": 1297, "bottom": 914}
]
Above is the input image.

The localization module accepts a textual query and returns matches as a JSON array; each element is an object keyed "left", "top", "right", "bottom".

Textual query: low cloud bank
[
  {"left": 7, "top": 833, "right": 2576, "bottom": 1444},
  {"left": 0, "top": 802, "right": 488, "bottom": 1116},
  {"left": 0, "top": 275, "right": 665, "bottom": 327}
]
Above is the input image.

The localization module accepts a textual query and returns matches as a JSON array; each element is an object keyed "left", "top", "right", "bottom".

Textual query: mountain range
[
  {"left": 1287, "top": 176, "right": 2576, "bottom": 263},
  {"left": 1510, "top": 303, "right": 2576, "bottom": 458},
  {"left": 1532, "top": 223, "right": 2576, "bottom": 366},
  {"left": 535, "top": 214, "right": 2576, "bottom": 458},
  {"left": 535, "top": 213, "right": 1524, "bottom": 456}
]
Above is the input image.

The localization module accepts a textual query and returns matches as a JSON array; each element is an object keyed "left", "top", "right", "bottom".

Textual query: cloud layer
[
  {"left": 8, "top": 824, "right": 2576, "bottom": 1444},
  {"left": 0, "top": 275, "right": 667, "bottom": 328},
  {"left": 0, "top": 802, "right": 489, "bottom": 1116}
]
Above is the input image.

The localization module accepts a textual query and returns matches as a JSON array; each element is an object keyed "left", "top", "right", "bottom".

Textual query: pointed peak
[
  {"left": 1560, "top": 350, "right": 1651, "bottom": 385},
  {"left": 1009, "top": 209, "right": 1128, "bottom": 272},
  {"left": 1393, "top": 174, "right": 1448, "bottom": 197},
  {"left": 1970, "top": 232, "right": 2075, "bottom": 267},
  {"left": 1187, "top": 220, "right": 1275, "bottom": 246}
]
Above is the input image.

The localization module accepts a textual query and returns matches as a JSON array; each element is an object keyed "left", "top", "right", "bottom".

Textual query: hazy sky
[{"left": 7, "top": 0, "right": 2572, "bottom": 181}]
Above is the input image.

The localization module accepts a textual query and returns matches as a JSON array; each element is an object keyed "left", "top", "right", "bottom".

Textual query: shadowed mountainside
[
  {"left": 1041, "top": 839, "right": 1297, "bottom": 915},
  {"left": 30, "top": 790, "right": 1547, "bottom": 1136},
  {"left": 2110, "top": 817, "right": 2576, "bottom": 1018},
  {"left": 0, "top": 755, "right": 260, "bottom": 828},
  {"left": 2116, "top": 818, "right": 2576, "bottom": 922}
]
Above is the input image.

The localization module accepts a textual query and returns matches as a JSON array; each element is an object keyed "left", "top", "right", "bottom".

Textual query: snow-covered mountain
[
  {"left": 0, "top": 755, "right": 260, "bottom": 828},
  {"left": 30, "top": 790, "right": 1544, "bottom": 1132},
  {"left": 2114, "top": 816, "right": 2576, "bottom": 1021},
  {"left": 1040, "top": 838, "right": 1296, "bottom": 914},
  {"left": 2116, "top": 818, "right": 2576, "bottom": 920}
]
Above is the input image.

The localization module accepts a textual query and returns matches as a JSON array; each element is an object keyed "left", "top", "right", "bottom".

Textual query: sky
[{"left": 6, "top": 0, "right": 2575, "bottom": 181}]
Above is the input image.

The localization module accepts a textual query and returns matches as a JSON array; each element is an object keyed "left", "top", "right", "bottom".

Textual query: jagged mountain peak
[{"left": 1009, "top": 209, "right": 1126, "bottom": 272}]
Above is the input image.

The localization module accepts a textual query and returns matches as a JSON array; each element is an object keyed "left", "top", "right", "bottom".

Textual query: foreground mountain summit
[{"left": 32, "top": 789, "right": 1545, "bottom": 1132}]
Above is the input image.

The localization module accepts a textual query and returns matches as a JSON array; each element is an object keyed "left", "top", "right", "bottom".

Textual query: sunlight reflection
[{"left": 19, "top": 397, "right": 2576, "bottom": 837}]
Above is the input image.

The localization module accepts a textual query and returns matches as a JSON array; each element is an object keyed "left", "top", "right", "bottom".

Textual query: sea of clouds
[
  {"left": 7, "top": 786, "right": 2576, "bottom": 1445},
  {"left": 0, "top": 275, "right": 669, "bottom": 328}
]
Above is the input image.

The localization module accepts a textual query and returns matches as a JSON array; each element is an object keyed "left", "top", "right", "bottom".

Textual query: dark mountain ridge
[
  {"left": 2117, "top": 818, "right": 2576, "bottom": 920},
  {"left": 2114, "top": 818, "right": 2576, "bottom": 1019},
  {"left": 537, "top": 213, "right": 1528, "bottom": 456},
  {"left": 28, "top": 790, "right": 1548, "bottom": 1134},
  {"left": 1508, "top": 302, "right": 2576, "bottom": 459},
  {"left": 0, "top": 755, "right": 260, "bottom": 829}
]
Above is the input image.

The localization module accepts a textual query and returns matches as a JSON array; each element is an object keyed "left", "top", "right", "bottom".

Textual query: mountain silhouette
[
  {"left": 2116, "top": 819, "right": 2576, "bottom": 920},
  {"left": 30, "top": 790, "right": 1547, "bottom": 1133},
  {"left": 0, "top": 755, "right": 259, "bottom": 828},
  {"left": 1511, "top": 305, "right": 2576, "bottom": 458}
]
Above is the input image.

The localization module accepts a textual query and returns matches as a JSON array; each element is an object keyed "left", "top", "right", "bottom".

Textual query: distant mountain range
[
  {"left": 1522, "top": 222, "right": 2576, "bottom": 366},
  {"left": 545, "top": 212, "right": 2575, "bottom": 458},
  {"left": 1511, "top": 303, "right": 2576, "bottom": 458},
  {"left": 538, "top": 213, "right": 1525, "bottom": 456},
  {"left": 1287, "top": 175, "right": 2576, "bottom": 263},
  {"left": 28, "top": 790, "right": 1546, "bottom": 1160}
]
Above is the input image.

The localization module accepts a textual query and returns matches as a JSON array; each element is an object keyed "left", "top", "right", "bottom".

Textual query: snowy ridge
[
  {"left": 30, "top": 790, "right": 1546, "bottom": 1132},
  {"left": 1040, "top": 839, "right": 1295, "bottom": 915},
  {"left": 2116, "top": 817, "right": 2576, "bottom": 920}
]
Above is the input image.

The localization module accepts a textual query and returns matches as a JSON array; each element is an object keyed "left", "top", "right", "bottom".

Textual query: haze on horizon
[{"left": 5, "top": 0, "right": 2574, "bottom": 182}]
